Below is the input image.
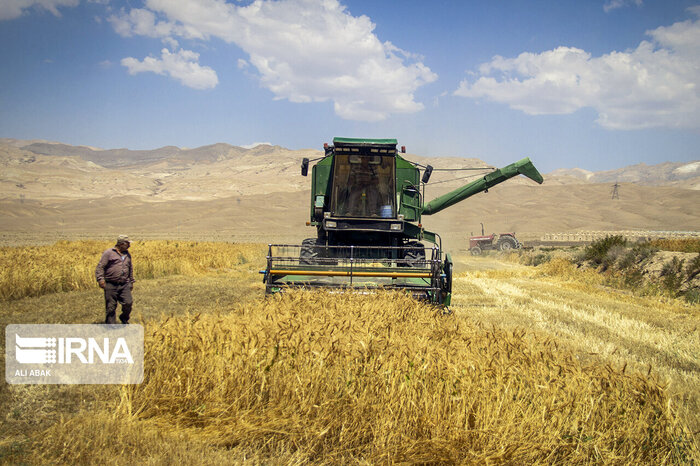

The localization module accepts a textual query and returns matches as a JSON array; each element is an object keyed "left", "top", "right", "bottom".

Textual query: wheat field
[
  {"left": 0, "top": 242, "right": 698, "bottom": 464},
  {"left": 0, "top": 240, "right": 265, "bottom": 300}
]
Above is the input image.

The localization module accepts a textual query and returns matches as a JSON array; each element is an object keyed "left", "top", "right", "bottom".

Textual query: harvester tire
[
  {"left": 497, "top": 236, "right": 518, "bottom": 251},
  {"left": 470, "top": 247, "right": 481, "bottom": 256},
  {"left": 443, "top": 260, "right": 453, "bottom": 294},
  {"left": 300, "top": 238, "right": 320, "bottom": 265},
  {"left": 403, "top": 241, "right": 425, "bottom": 267}
]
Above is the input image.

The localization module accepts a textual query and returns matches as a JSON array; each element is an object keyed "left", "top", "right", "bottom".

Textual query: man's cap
[{"left": 117, "top": 234, "right": 131, "bottom": 244}]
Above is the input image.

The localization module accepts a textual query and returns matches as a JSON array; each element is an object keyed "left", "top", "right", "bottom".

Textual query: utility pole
[{"left": 611, "top": 182, "right": 620, "bottom": 200}]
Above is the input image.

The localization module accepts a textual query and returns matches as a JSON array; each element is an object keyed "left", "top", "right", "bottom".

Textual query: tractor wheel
[
  {"left": 299, "top": 238, "right": 320, "bottom": 265},
  {"left": 403, "top": 241, "right": 425, "bottom": 267},
  {"left": 497, "top": 236, "right": 518, "bottom": 251},
  {"left": 443, "top": 259, "right": 453, "bottom": 294},
  {"left": 470, "top": 246, "right": 482, "bottom": 256}
]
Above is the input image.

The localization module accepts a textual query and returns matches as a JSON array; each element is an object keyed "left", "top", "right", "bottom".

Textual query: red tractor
[{"left": 469, "top": 224, "right": 521, "bottom": 255}]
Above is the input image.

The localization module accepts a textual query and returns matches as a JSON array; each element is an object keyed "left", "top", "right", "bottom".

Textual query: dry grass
[
  {"left": 22, "top": 291, "right": 693, "bottom": 464},
  {"left": 0, "top": 240, "right": 265, "bottom": 301},
  {"left": 649, "top": 238, "right": 700, "bottom": 254}
]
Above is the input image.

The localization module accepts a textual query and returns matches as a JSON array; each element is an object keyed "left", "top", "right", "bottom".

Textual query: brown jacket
[{"left": 95, "top": 248, "right": 135, "bottom": 284}]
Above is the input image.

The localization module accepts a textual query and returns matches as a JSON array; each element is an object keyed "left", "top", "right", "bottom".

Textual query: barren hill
[
  {"left": 0, "top": 139, "right": 698, "bottom": 249},
  {"left": 0, "top": 140, "right": 497, "bottom": 201}
]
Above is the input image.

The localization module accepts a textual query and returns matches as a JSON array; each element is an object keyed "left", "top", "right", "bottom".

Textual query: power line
[{"left": 427, "top": 172, "right": 490, "bottom": 186}]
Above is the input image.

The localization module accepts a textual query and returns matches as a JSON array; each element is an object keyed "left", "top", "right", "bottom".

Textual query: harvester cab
[{"left": 263, "top": 137, "right": 543, "bottom": 305}]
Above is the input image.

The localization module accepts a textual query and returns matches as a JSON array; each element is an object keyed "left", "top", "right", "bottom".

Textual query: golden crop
[
  {"left": 3, "top": 242, "right": 697, "bottom": 463},
  {"left": 30, "top": 291, "right": 691, "bottom": 464},
  {"left": 0, "top": 240, "right": 266, "bottom": 301}
]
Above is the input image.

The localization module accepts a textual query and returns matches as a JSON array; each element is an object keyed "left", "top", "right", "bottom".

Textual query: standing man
[{"left": 95, "top": 235, "right": 135, "bottom": 324}]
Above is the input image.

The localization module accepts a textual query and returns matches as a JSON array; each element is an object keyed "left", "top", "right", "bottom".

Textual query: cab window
[{"left": 331, "top": 154, "right": 395, "bottom": 218}]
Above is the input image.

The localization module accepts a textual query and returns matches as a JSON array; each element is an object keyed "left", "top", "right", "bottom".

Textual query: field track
[{"left": 452, "top": 255, "right": 700, "bottom": 438}]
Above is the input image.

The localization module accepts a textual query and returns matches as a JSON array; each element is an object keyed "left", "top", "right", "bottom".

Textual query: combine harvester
[{"left": 262, "top": 138, "right": 543, "bottom": 305}]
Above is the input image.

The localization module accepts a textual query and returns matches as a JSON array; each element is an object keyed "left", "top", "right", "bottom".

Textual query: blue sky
[{"left": 1, "top": 0, "right": 699, "bottom": 172}]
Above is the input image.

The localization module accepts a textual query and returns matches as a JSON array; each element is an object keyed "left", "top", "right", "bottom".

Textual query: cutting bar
[{"left": 269, "top": 269, "right": 432, "bottom": 278}]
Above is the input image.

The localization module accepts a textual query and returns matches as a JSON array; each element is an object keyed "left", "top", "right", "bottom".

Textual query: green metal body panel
[
  {"left": 396, "top": 155, "right": 421, "bottom": 222},
  {"left": 310, "top": 156, "right": 333, "bottom": 220}
]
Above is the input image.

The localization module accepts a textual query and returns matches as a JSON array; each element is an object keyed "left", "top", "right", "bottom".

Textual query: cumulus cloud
[
  {"left": 0, "top": 0, "right": 79, "bottom": 20},
  {"left": 121, "top": 48, "right": 219, "bottom": 89},
  {"left": 455, "top": 9, "right": 700, "bottom": 130},
  {"left": 109, "top": 0, "right": 437, "bottom": 121},
  {"left": 108, "top": 7, "right": 201, "bottom": 43}
]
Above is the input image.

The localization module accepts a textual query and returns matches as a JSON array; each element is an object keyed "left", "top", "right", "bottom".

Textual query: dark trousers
[{"left": 104, "top": 282, "right": 133, "bottom": 324}]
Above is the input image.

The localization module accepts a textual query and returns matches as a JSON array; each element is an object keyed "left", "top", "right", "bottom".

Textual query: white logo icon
[
  {"left": 6, "top": 324, "right": 144, "bottom": 384},
  {"left": 15, "top": 335, "right": 57, "bottom": 364}
]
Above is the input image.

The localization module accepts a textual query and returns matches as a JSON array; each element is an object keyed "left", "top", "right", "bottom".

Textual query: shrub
[
  {"left": 602, "top": 244, "right": 627, "bottom": 271},
  {"left": 621, "top": 268, "right": 645, "bottom": 288},
  {"left": 661, "top": 257, "right": 685, "bottom": 294},
  {"left": 617, "top": 243, "right": 657, "bottom": 270},
  {"left": 685, "top": 254, "right": 700, "bottom": 281},
  {"left": 616, "top": 250, "right": 637, "bottom": 270},
  {"left": 683, "top": 289, "right": 700, "bottom": 304},
  {"left": 525, "top": 252, "right": 551, "bottom": 267},
  {"left": 583, "top": 235, "right": 628, "bottom": 266}
]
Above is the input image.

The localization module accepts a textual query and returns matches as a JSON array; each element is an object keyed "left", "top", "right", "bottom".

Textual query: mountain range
[
  {"left": 0, "top": 138, "right": 698, "bottom": 247},
  {"left": 2, "top": 138, "right": 698, "bottom": 201}
]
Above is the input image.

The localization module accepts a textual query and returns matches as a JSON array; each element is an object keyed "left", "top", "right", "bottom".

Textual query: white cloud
[
  {"left": 603, "top": 0, "right": 642, "bottom": 13},
  {"left": 121, "top": 48, "right": 219, "bottom": 90},
  {"left": 0, "top": 0, "right": 78, "bottom": 20},
  {"left": 108, "top": 7, "right": 187, "bottom": 48},
  {"left": 455, "top": 10, "right": 700, "bottom": 130},
  {"left": 109, "top": 0, "right": 437, "bottom": 121}
]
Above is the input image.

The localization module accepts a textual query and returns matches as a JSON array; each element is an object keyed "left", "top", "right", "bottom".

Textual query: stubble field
[{"left": 0, "top": 241, "right": 698, "bottom": 464}]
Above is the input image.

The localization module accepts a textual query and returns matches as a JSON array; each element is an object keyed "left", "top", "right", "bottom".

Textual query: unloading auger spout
[{"left": 421, "top": 158, "right": 543, "bottom": 216}]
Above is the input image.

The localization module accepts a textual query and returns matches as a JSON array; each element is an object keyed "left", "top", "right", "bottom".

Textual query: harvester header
[{"left": 262, "top": 137, "right": 543, "bottom": 305}]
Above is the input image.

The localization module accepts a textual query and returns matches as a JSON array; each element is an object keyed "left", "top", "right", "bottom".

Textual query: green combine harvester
[{"left": 262, "top": 137, "right": 543, "bottom": 305}]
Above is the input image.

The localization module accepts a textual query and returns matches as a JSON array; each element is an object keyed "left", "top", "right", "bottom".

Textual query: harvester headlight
[
  {"left": 326, "top": 221, "right": 337, "bottom": 228},
  {"left": 390, "top": 223, "right": 402, "bottom": 231}
]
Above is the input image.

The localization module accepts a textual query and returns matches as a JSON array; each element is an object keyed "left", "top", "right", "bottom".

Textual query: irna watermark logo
[{"left": 6, "top": 324, "right": 143, "bottom": 384}]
